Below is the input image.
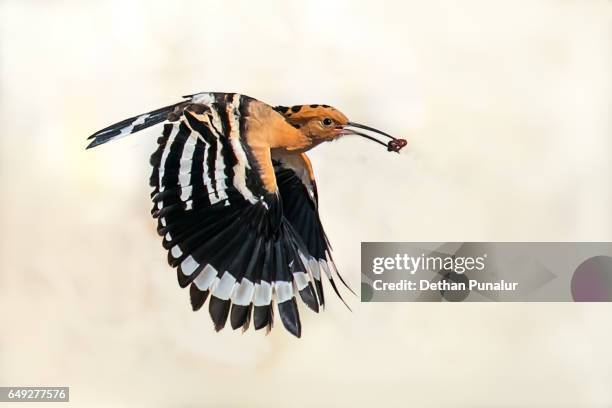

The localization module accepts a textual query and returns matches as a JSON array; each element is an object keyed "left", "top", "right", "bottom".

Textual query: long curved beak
[{"left": 337, "top": 122, "right": 407, "bottom": 153}]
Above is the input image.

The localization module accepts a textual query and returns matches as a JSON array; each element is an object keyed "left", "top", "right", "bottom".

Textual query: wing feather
[{"left": 273, "top": 153, "right": 354, "bottom": 307}]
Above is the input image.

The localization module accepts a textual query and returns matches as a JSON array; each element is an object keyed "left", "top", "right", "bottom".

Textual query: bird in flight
[{"left": 87, "top": 92, "right": 406, "bottom": 337}]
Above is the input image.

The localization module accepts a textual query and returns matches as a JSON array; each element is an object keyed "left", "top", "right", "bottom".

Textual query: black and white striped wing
[
  {"left": 88, "top": 93, "right": 330, "bottom": 337},
  {"left": 274, "top": 158, "right": 353, "bottom": 305},
  {"left": 150, "top": 100, "right": 324, "bottom": 337}
]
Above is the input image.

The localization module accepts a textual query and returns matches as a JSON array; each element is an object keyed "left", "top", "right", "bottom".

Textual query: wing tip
[
  {"left": 86, "top": 138, "right": 103, "bottom": 149},
  {"left": 230, "top": 304, "right": 252, "bottom": 330},
  {"left": 189, "top": 284, "right": 209, "bottom": 311},
  {"left": 209, "top": 296, "right": 231, "bottom": 331},
  {"left": 278, "top": 297, "right": 302, "bottom": 338}
]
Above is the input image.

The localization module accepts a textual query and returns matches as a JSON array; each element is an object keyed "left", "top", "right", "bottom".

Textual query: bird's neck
[{"left": 246, "top": 100, "right": 312, "bottom": 151}]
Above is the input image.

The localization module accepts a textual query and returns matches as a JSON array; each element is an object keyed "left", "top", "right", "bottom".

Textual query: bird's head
[{"left": 274, "top": 104, "right": 407, "bottom": 153}]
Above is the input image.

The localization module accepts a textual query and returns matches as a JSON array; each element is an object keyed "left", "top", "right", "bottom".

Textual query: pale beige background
[{"left": 1, "top": 0, "right": 612, "bottom": 407}]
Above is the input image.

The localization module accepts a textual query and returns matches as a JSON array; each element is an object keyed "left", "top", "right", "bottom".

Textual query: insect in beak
[{"left": 337, "top": 122, "right": 407, "bottom": 153}]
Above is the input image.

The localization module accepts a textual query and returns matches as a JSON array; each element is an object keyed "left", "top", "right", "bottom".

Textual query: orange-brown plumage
[
  {"left": 243, "top": 102, "right": 351, "bottom": 192},
  {"left": 273, "top": 104, "right": 349, "bottom": 149}
]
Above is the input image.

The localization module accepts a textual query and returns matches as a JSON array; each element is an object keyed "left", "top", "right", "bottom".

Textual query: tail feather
[{"left": 86, "top": 100, "right": 188, "bottom": 149}]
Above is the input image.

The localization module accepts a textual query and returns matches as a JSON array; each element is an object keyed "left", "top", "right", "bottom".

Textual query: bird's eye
[{"left": 322, "top": 118, "right": 333, "bottom": 126}]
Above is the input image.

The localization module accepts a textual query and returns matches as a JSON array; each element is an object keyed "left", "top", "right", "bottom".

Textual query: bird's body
[{"left": 88, "top": 92, "right": 405, "bottom": 337}]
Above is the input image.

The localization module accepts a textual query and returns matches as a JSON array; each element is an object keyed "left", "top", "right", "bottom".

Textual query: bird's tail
[{"left": 86, "top": 99, "right": 189, "bottom": 149}]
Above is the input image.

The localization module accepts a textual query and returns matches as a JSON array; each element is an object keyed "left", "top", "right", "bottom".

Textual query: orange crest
[{"left": 274, "top": 104, "right": 349, "bottom": 127}]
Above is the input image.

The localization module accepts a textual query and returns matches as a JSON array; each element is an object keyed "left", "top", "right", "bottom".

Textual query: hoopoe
[{"left": 87, "top": 92, "right": 406, "bottom": 337}]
